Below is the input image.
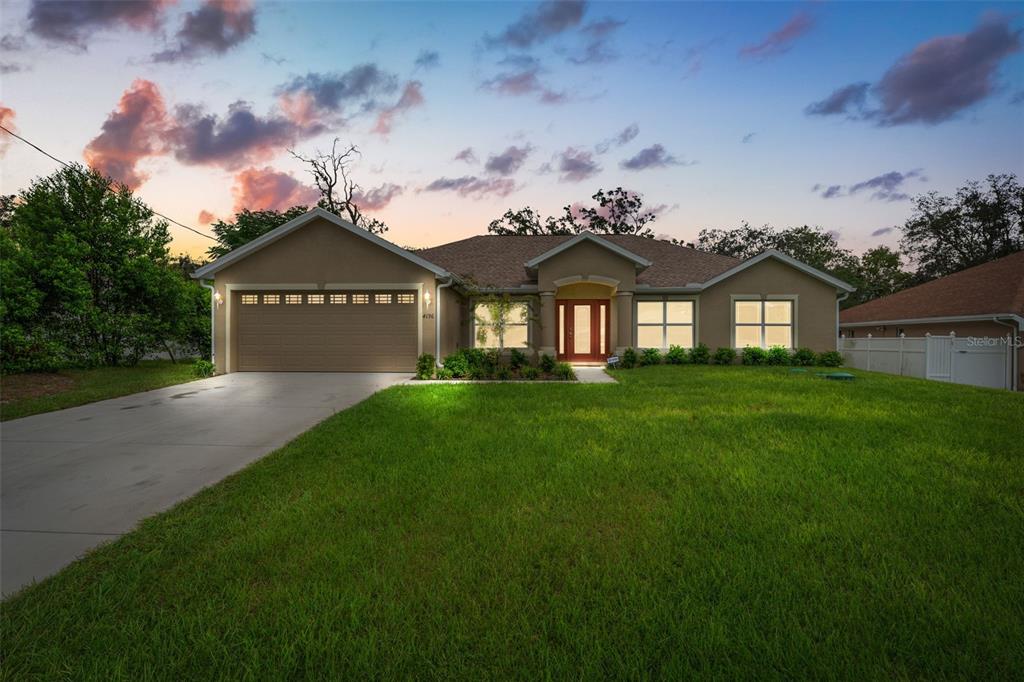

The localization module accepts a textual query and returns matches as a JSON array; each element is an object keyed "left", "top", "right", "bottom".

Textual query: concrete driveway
[{"left": 1, "top": 372, "right": 408, "bottom": 597}]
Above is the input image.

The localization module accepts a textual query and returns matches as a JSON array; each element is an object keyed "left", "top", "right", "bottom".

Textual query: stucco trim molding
[
  {"left": 193, "top": 207, "right": 450, "bottom": 279},
  {"left": 523, "top": 232, "right": 652, "bottom": 270},
  {"left": 552, "top": 274, "right": 621, "bottom": 288},
  {"left": 701, "top": 249, "right": 855, "bottom": 293}
]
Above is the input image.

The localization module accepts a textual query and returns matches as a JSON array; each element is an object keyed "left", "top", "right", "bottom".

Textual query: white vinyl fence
[{"left": 839, "top": 333, "right": 1015, "bottom": 391}]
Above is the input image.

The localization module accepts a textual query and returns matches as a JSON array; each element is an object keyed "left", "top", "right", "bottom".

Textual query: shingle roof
[
  {"left": 417, "top": 234, "right": 741, "bottom": 288},
  {"left": 840, "top": 250, "right": 1024, "bottom": 323}
]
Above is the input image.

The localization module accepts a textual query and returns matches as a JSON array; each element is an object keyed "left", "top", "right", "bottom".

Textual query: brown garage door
[{"left": 236, "top": 290, "right": 418, "bottom": 371}]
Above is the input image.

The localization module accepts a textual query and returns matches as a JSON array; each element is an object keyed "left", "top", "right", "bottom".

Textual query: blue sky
[{"left": 1, "top": 1, "right": 1021, "bottom": 257}]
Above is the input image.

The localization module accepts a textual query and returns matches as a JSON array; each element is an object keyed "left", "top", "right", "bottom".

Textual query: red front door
[{"left": 557, "top": 299, "right": 610, "bottom": 362}]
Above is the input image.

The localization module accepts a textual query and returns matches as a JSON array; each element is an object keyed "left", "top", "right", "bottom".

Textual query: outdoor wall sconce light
[
  {"left": 423, "top": 291, "right": 432, "bottom": 307},
  {"left": 214, "top": 291, "right": 223, "bottom": 306}
]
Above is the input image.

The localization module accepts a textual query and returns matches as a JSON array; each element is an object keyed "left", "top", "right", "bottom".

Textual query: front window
[
  {"left": 734, "top": 299, "right": 793, "bottom": 348},
  {"left": 636, "top": 299, "right": 694, "bottom": 349},
  {"left": 474, "top": 300, "right": 529, "bottom": 349}
]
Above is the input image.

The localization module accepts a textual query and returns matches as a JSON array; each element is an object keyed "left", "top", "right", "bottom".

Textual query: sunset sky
[{"left": 1, "top": 0, "right": 1022, "bottom": 259}]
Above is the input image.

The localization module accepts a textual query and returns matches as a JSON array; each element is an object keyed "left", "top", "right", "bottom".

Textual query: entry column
[
  {"left": 615, "top": 291, "right": 633, "bottom": 355},
  {"left": 538, "top": 291, "right": 557, "bottom": 359}
]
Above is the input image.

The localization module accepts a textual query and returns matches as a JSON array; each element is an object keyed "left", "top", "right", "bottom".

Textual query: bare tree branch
[{"left": 289, "top": 139, "right": 389, "bottom": 234}]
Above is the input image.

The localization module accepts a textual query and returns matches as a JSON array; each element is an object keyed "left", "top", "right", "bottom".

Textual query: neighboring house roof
[
  {"left": 840, "top": 250, "right": 1024, "bottom": 325},
  {"left": 417, "top": 234, "right": 742, "bottom": 288},
  {"left": 192, "top": 207, "right": 450, "bottom": 279}
]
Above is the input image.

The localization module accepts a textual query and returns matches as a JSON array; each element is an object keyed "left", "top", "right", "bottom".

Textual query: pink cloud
[
  {"left": 373, "top": 81, "right": 425, "bottom": 135},
  {"left": 83, "top": 79, "right": 169, "bottom": 188},
  {"left": 0, "top": 104, "right": 15, "bottom": 157},
  {"left": 740, "top": 12, "right": 814, "bottom": 60},
  {"left": 231, "top": 166, "right": 320, "bottom": 212}
]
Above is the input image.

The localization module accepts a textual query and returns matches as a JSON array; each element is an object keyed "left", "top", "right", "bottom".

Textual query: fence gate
[{"left": 925, "top": 335, "right": 953, "bottom": 382}]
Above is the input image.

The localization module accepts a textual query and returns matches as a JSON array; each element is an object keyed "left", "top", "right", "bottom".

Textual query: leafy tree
[
  {"left": 488, "top": 187, "right": 657, "bottom": 237},
  {"left": 1, "top": 165, "right": 205, "bottom": 370},
  {"left": 487, "top": 206, "right": 574, "bottom": 236},
  {"left": 578, "top": 188, "right": 657, "bottom": 237},
  {"left": 693, "top": 223, "right": 857, "bottom": 277},
  {"left": 846, "top": 246, "right": 913, "bottom": 306},
  {"left": 899, "top": 174, "right": 1023, "bottom": 279},
  {"left": 207, "top": 206, "right": 309, "bottom": 259}
]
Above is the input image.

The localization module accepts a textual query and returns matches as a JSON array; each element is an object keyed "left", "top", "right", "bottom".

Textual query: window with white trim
[
  {"left": 241, "top": 294, "right": 258, "bottom": 305},
  {"left": 734, "top": 299, "right": 793, "bottom": 348},
  {"left": 263, "top": 294, "right": 279, "bottom": 305},
  {"left": 307, "top": 294, "right": 324, "bottom": 304},
  {"left": 285, "top": 294, "right": 302, "bottom": 305},
  {"left": 374, "top": 293, "right": 392, "bottom": 304},
  {"left": 635, "top": 299, "right": 694, "bottom": 349},
  {"left": 330, "top": 293, "right": 347, "bottom": 304},
  {"left": 397, "top": 293, "right": 415, "bottom": 304},
  {"left": 473, "top": 301, "right": 529, "bottom": 349},
  {"left": 352, "top": 294, "right": 369, "bottom": 304}
]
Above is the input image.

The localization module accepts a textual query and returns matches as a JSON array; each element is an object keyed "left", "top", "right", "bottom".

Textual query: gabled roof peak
[
  {"left": 193, "top": 207, "right": 450, "bottom": 279},
  {"left": 522, "top": 232, "right": 653, "bottom": 270}
]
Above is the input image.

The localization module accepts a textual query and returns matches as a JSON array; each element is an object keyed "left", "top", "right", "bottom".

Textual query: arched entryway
[{"left": 554, "top": 278, "right": 616, "bottom": 363}]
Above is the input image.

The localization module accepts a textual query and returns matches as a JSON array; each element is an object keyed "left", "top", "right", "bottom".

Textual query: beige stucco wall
[
  {"left": 208, "top": 217, "right": 439, "bottom": 373},
  {"left": 439, "top": 285, "right": 469, "bottom": 358},
  {"left": 699, "top": 258, "right": 839, "bottom": 352}
]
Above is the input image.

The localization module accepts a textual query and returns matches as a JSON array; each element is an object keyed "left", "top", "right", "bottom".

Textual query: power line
[{"left": 1, "top": 123, "right": 217, "bottom": 242}]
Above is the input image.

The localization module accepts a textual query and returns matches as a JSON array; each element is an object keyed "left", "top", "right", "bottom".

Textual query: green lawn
[
  {"left": 2, "top": 366, "right": 1022, "bottom": 679},
  {"left": 0, "top": 360, "right": 198, "bottom": 421}
]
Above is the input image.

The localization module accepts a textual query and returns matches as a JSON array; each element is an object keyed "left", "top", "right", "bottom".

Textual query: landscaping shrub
[
  {"left": 640, "top": 348, "right": 662, "bottom": 366},
  {"left": 766, "top": 346, "right": 790, "bottom": 366},
  {"left": 665, "top": 345, "right": 689, "bottom": 365},
  {"left": 443, "top": 352, "right": 469, "bottom": 378},
  {"left": 742, "top": 346, "right": 768, "bottom": 365},
  {"left": 712, "top": 347, "right": 736, "bottom": 365},
  {"left": 539, "top": 354, "right": 556, "bottom": 373},
  {"left": 621, "top": 347, "right": 637, "bottom": 369},
  {"left": 690, "top": 343, "right": 711, "bottom": 365},
  {"left": 521, "top": 366, "right": 540, "bottom": 380},
  {"left": 415, "top": 353, "right": 435, "bottom": 380},
  {"left": 553, "top": 362, "right": 576, "bottom": 381},
  {"left": 496, "top": 366, "right": 512, "bottom": 381},
  {"left": 484, "top": 349, "right": 501, "bottom": 374},
  {"left": 791, "top": 347, "right": 816, "bottom": 366},
  {"left": 436, "top": 367, "right": 453, "bottom": 380},
  {"left": 468, "top": 365, "right": 488, "bottom": 380},
  {"left": 817, "top": 350, "right": 843, "bottom": 367},
  {"left": 192, "top": 359, "right": 215, "bottom": 378},
  {"left": 508, "top": 348, "right": 527, "bottom": 371}
]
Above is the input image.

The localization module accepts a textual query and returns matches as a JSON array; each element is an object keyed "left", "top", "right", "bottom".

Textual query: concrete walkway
[
  {"left": 1, "top": 372, "right": 408, "bottom": 597},
  {"left": 574, "top": 367, "right": 618, "bottom": 383}
]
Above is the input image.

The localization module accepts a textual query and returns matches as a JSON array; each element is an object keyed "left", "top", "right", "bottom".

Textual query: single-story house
[
  {"left": 839, "top": 250, "right": 1023, "bottom": 389},
  {"left": 192, "top": 208, "right": 855, "bottom": 373}
]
